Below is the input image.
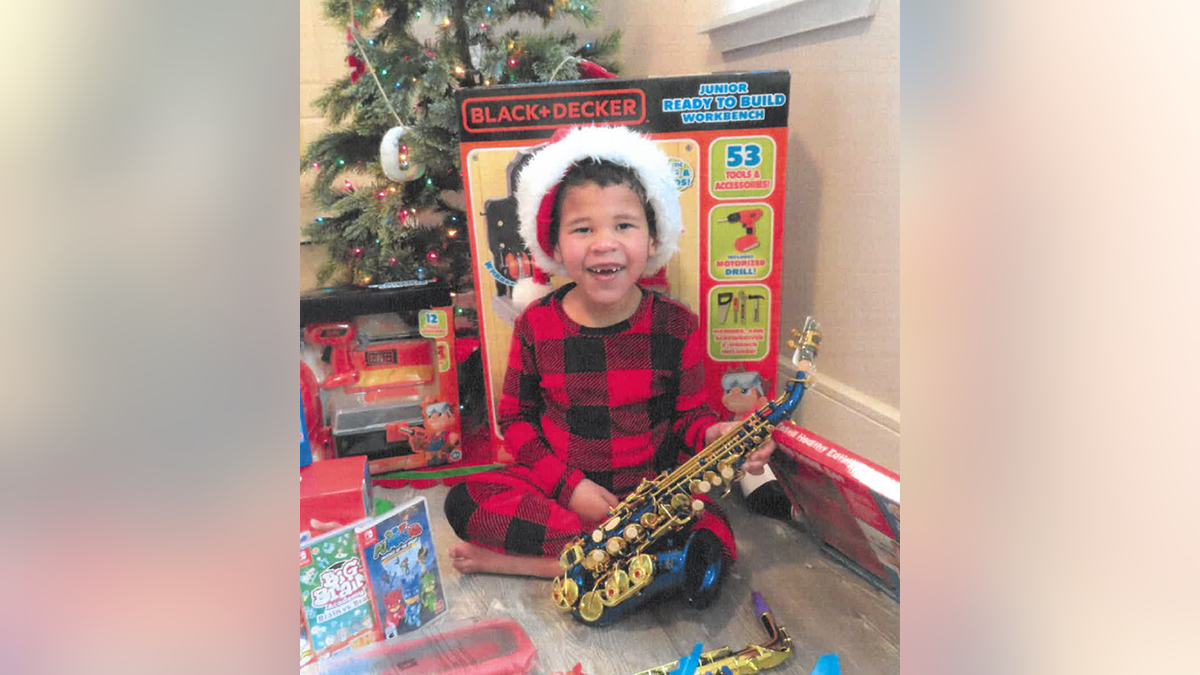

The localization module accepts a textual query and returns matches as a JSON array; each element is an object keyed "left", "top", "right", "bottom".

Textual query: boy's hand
[
  {"left": 567, "top": 479, "right": 620, "bottom": 522},
  {"left": 705, "top": 421, "right": 778, "bottom": 476}
]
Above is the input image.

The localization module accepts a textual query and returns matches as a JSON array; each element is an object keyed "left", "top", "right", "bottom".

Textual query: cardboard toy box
[
  {"left": 456, "top": 71, "right": 791, "bottom": 460},
  {"left": 300, "top": 455, "right": 372, "bottom": 535},
  {"left": 301, "top": 280, "right": 463, "bottom": 474},
  {"left": 769, "top": 421, "right": 900, "bottom": 599}
]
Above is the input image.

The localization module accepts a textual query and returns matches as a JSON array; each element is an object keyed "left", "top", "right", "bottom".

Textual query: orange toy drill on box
[
  {"left": 303, "top": 322, "right": 436, "bottom": 401},
  {"left": 303, "top": 323, "right": 359, "bottom": 389},
  {"left": 723, "top": 208, "right": 763, "bottom": 252}
]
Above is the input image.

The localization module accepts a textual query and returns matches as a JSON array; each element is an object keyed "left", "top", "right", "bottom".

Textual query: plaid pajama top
[{"left": 498, "top": 284, "right": 720, "bottom": 508}]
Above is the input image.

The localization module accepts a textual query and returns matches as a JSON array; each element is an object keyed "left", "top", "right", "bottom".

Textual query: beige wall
[
  {"left": 299, "top": 0, "right": 347, "bottom": 290},
  {"left": 299, "top": 0, "right": 900, "bottom": 470},
  {"left": 591, "top": 0, "right": 900, "bottom": 470}
]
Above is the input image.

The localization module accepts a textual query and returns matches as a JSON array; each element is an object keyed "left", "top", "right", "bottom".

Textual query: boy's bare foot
[{"left": 447, "top": 542, "right": 562, "bottom": 578}]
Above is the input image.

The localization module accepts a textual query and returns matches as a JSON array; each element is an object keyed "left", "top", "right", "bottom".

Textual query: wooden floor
[{"left": 374, "top": 482, "right": 899, "bottom": 675}]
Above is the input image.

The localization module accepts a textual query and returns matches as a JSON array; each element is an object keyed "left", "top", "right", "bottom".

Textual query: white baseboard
[{"left": 776, "top": 354, "right": 900, "bottom": 472}]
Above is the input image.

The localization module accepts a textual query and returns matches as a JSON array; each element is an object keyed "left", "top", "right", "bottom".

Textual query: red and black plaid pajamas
[{"left": 444, "top": 285, "right": 737, "bottom": 560}]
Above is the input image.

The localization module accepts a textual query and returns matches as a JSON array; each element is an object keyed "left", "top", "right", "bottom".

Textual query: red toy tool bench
[{"left": 301, "top": 280, "right": 464, "bottom": 475}]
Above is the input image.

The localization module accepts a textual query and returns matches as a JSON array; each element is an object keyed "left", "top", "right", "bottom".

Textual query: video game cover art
[
  {"left": 356, "top": 496, "right": 449, "bottom": 640},
  {"left": 300, "top": 528, "right": 379, "bottom": 661}
]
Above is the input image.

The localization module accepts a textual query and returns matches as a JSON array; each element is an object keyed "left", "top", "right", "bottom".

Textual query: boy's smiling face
[{"left": 553, "top": 181, "right": 657, "bottom": 319}]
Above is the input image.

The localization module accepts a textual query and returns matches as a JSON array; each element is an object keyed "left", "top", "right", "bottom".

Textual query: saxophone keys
[
  {"left": 604, "top": 570, "right": 631, "bottom": 600},
  {"left": 719, "top": 465, "right": 735, "bottom": 480},
  {"left": 671, "top": 494, "right": 692, "bottom": 511},
  {"left": 559, "top": 544, "right": 583, "bottom": 570},
  {"left": 562, "top": 577, "right": 579, "bottom": 607},
  {"left": 691, "top": 499, "right": 705, "bottom": 513},
  {"left": 551, "top": 577, "right": 578, "bottom": 609},
  {"left": 704, "top": 470, "right": 722, "bottom": 487},
  {"left": 605, "top": 536, "right": 627, "bottom": 556},
  {"left": 591, "top": 529, "right": 604, "bottom": 543},
  {"left": 640, "top": 512, "right": 660, "bottom": 529},
  {"left": 588, "top": 549, "right": 609, "bottom": 567},
  {"left": 578, "top": 591, "right": 604, "bottom": 623},
  {"left": 623, "top": 524, "right": 642, "bottom": 541},
  {"left": 690, "top": 480, "right": 712, "bottom": 494},
  {"left": 629, "top": 554, "right": 655, "bottom": 584}
]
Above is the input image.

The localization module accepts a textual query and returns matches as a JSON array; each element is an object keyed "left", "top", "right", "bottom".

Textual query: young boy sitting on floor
[{"left": 444, "top": 126, "right": 776, "bottom": 577}]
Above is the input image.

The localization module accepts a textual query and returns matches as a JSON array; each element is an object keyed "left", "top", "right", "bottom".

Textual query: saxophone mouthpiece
[
  {"left": 790, "top": 317, "right": 821, "bottom": 368},
  {"left": 751, "top": 590, "right": 771, "bottom": 617}
]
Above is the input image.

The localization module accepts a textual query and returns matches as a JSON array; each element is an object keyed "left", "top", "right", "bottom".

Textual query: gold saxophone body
[{"left": 550, "top": 319, "right": 821, "bottom": 626}]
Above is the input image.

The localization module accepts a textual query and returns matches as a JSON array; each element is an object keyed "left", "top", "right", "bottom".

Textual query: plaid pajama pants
[{"left": 444, "top": 464, "right": 738, "bottom": 561}]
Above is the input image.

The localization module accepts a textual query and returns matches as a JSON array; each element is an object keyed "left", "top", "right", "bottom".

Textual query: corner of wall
[{"left": 777, "top": 353, "right": 899, "bottom": 472}]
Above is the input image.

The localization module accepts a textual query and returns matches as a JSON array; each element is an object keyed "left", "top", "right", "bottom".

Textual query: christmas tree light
[{"left": 302, "top": 0, "right": 621, "bottom": 292}]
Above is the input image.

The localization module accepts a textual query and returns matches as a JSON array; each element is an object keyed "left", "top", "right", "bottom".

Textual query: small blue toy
[
  {"left": 810, "top": 654, "right": 840, "bottom": 675},
  {"left": 404, "top": 601, "right": 421, "bottom": 627},
  {"left": 668, "top": 643, "right": 704, "bottom": 675}
]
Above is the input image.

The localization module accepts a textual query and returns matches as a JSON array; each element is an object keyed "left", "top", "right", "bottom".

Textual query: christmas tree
[{"left": 302, "top": 0, "right": 621, "bottom": 292}]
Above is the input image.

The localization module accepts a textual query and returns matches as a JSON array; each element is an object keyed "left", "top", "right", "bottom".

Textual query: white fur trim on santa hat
[
  {"left": 511, "top": 276, "right": 554, "bottom": 310},
  {"left": 515, "top": 126, "right": 683, "bottom": 279}
]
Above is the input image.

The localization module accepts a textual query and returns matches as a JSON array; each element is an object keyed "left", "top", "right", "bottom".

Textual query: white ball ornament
[{"left": 380, "top": 126, "right": 426, "bottom": 182}]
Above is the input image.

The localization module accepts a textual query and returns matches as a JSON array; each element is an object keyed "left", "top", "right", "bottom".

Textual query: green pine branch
[{"left": 303, "top": 0, "right": 620, "bottom": 292}]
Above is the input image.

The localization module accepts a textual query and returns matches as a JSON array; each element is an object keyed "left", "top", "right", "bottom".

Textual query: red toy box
[
  {"left": 301, "top": 280, "right": 465, "bottom": 475},
  {"left": 300, "top": 455, "right": 372, "bottom": 535},
  {"left": 310, "top": 619, "right": 535, "bottom": 675},
  {"left": 769, "top": 421, "right": 900, "bottom": 599}
]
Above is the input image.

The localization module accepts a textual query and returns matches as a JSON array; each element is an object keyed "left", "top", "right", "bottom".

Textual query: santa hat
[{"left": 511, "top": 125, "right": 683, "bottom": 307}]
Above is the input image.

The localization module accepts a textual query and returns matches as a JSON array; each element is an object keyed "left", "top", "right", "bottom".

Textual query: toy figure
[
  {"left": 395, "top": 399, "right": 462, "bottom": 466},
  {"left": 417, "top": 545, "right": 440, "bottom": 621},
  {"left": 384, "top": 588, "right": 405, "bottom": 639},
  {"left": 721, "top": 369, "right": 793, "bottom": 522},
  {"left": 397, "top": 556, "right": 423, "bottom": 630},
  {"left": 405, "top": 599, "right": 422, "bottom": 627},
  {"left": 420, "top": 573, "right": 438, "bottom": 621},
  {"left": 420, "top": 400, "right": 461, "bottom": 466},
  {"left": 720, "top": 370, "right": 769, "bottom": 421}
]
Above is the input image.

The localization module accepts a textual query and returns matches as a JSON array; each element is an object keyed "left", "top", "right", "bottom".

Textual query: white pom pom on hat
[
  {"left": 512, "top": 266, "right": 553, "bottom": 310},
  {"left": 511, "top": 125, "right": 683, "bottom": 309}
]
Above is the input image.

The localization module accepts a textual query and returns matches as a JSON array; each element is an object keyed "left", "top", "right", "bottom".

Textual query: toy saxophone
[
  {"left": 551, "top": 318, "right": 822, "bottom": 626},
  {"left": 631, "top": 592, "right": 793, "bottom": 675}
]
